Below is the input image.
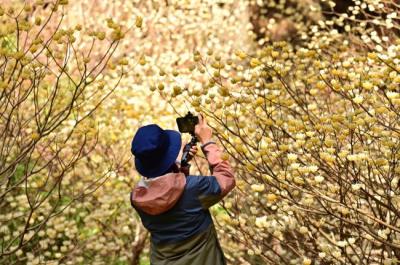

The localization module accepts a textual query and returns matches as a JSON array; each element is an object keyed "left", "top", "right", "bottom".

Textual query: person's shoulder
[
  {"left": 184, "top": 175, "right": 222, "bottom": 204},
  {"left": 185, "top": 175, "right": 206, "bottom": 190},
  {"left": 185, "top": 175, "right": 220, "bottom": 191}
]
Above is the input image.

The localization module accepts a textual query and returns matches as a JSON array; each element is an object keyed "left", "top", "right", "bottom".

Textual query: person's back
[{"left": 130, "top": 115, "right": 235, "bottom": 265}]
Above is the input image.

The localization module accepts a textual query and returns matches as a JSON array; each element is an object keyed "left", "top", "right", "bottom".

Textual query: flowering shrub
[
  {"left": 161, "top": 1, "right": 400, "bottom": 264},
  {"left": 0, "top": 1, "right": 133, "bottom": 264},
  {"left": 1, "top": 0, "right": 399, "bottom": 264},
  {"left": 1, "top": 0, "right": 254, "bottom": 264}
]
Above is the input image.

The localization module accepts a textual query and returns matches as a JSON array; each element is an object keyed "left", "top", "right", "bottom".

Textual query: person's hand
[
  {"left": 195, "top": 114, "right": 213, "bottom": 144},
  {"left": 176, "top": 141, "right": 198, "bottom": 162},
  {"left": 188, "top": 145, "right": 198, "bottom": 158}
]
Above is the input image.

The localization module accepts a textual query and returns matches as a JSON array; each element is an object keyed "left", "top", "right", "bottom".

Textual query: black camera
[
  {"left": 176, "top": 112, "right": 199, "bottom": 168},
  {"left": 176, "top": 112, "right": 199, "bottom": 135}
]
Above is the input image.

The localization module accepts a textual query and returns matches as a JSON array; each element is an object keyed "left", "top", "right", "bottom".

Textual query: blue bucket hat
[{"left": 131, "top": 124, "right": 182, "bottom": 178}]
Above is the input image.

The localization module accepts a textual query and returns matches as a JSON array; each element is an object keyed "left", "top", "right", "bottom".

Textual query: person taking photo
[{"left": 130, "top": 114, "right": 235, "bottom": 265}]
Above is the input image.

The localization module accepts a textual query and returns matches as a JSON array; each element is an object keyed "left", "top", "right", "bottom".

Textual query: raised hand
[{"left": 194, "top": 114, "right": 213, "bottom": 145}]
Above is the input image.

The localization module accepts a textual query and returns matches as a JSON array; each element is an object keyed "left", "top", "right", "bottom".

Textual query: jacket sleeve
[{"left": 196, "top": 143, "right": 235, "bottom": 209}]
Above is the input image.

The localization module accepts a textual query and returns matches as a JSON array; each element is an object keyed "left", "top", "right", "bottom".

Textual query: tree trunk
[{"left": 131, "top": 229, "right": 149, "bottom": 265}]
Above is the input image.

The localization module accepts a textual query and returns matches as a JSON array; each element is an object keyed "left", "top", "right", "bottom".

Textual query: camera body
[
  {"left": 176, "top": 112, "right": 199, "bottom": 135},
  {"left": 176, "top": 112, "right": 199, "bottom": 168}
]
